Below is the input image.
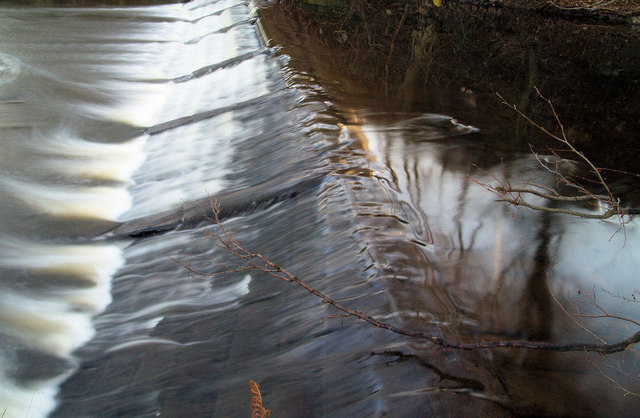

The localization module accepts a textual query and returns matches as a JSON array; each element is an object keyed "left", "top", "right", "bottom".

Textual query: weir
[
  {"left": 112, "top": 173, "right": 326, "bottom": 238},
  {"left": 1, "top": 0, "right": 639, "bottom": 416},
  {"left": 0, "top": 1, "right": 399, "bottom": 416}
]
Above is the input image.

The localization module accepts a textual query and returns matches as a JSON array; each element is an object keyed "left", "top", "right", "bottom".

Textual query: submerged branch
[
  {"left": 469, "top": 177, "right": 618, "bottom": 219},
  {"left": 494, "top": 186, "right": 608, "bottom": 202},
  {"left": 497, "top": 194, "right": 617, "bottom": 219}
]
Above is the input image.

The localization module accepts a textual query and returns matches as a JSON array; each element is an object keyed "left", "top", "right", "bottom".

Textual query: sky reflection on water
[{"left": 334, "top": 109, "right": 640, "bottom": 414}]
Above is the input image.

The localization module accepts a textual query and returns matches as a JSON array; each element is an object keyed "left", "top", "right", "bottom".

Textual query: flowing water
[{"left": 0, "top": 0, "right": 639, "bottom": 416}]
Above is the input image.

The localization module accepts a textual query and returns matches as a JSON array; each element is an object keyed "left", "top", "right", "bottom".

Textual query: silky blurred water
[{"left": 1, "top": 1, "right": 639, "bottom": 417}]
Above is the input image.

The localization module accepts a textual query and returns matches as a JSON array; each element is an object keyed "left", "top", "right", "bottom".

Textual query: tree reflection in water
[{"left": 332, "top": 111, "right": 640, "bottom": 414}]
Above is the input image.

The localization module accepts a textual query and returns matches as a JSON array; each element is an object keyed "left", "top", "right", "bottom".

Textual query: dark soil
[
  {"left": 259, "top": 0, "right": 640, "bottom": 188},
  {"left": 520, "top": 0, "right": 640, "bottom": 16}
]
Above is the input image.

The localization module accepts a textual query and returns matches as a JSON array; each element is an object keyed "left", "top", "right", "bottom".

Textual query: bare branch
[
  {"left": 181, "top": 206, "right": 640, "bottom": 355},
  {"left": 549, "top": 284, "right": 608, "bottom": 344},
  {"left": 548, "top": 0, "right": 621, "bottom": 12},
  {"left": 496, "top": 194, "right": 618, "bottom": 219},
  {"left": 475, "top": 90, "right": 633, "bottom": 222},
  {"left": 586, "top": 354, "right": 640, "bottom": 397},
  {"left": 533, "top": 87, "right": 616, "bottom": 204},
  {"left": 495, "top": 186, "right": 607, "bottom": 202},
  {"left": 571, "top": 289, "right": 640, "bottom": 328}
]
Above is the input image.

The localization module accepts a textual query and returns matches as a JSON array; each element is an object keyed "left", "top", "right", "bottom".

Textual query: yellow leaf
[{"left": 433, "top": 0, "right": 442, "bottom": 6}]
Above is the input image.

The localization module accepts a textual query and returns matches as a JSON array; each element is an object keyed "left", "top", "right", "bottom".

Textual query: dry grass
[{"left": 249, "top": 380, "right": 271, "bottom": 418}]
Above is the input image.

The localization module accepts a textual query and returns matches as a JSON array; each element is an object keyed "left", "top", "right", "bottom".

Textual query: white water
[{"left": 0, "top": 1, "right": 266, "bottom": 416}]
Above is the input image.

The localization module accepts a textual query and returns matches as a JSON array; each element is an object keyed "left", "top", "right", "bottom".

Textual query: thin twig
[
  {"left": 385, "top": 4, "right": 409, "bottom": 99},
  {"left": 468, "top": 176, "right": 617, "bottom": 219},
  {"left": 549, "top": 284, "right": 607, "bottom": 344},
  {"left": 495, "top": 186, "right": 607, "bottom": 202},
  {"left": 468, "top": 90, "right": 635, "bottom": 223},
  {"left": 497, "top": 195, "right": 617, "bottom": 219},
  {"left": 585, "top": 354, "right": 639, "bottom": 397}
]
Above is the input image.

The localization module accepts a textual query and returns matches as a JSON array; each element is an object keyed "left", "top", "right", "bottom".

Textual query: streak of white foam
[
  {"left": 0, "top": 377, "right": 66, "bottom": 418},
  {"left": 57, "top": 282, "right": 113, "bottom": 315},
  {"left": 100, "top": 275, "right": 251, "bottom": 354},
  {"left": 68, "top": 81, "right": 172, "bottom": 128},
  {"left": 0, "top": 294, "right": 96, "bottom": 356},
  {"left": 0, "top": 237, "right": 123, "bottom": 416},
  {"left": 122, "top": 178, "right": 225, "bottom": 221},
  {"left": 105, "top": 337, "right": 185, "bottom": 353},
  {"left": 220, "top": 7, "right": 238, "bottom": 56},
  {"left": 0, "top": 176, "right": 131, "bottom": 219},
  {"left": 232, "top": 274, "right": 252, "bottom": 298},
  {"left": 0, "top": 234, "right": 124, "bottom": 285},
  {"left": 121, "top": 113, "right": 234, "bottom": 220},
  {"left": 0, "top": 52, "right": 20, "bottom": 86},
  {"left": 121, "top": 188, "right": 191, "bottom": 221},
  {"left": 28, "top": 131, "right": 147, "bottom": 183}
]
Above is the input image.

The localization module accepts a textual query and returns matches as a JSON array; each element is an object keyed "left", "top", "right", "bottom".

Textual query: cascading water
[
  {"left": 0, "top": 1, "right": 277, "bottom": 415},
  {"left": 1, "top": 0, "right": 397, "bottom": 416},
  {"left": 2, "top": 0, "right": 640, "bottom": 417}
]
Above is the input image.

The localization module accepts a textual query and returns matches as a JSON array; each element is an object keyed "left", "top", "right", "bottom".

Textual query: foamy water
[{"left": 0, "top": 1, "right": 263, "bottom": 415}]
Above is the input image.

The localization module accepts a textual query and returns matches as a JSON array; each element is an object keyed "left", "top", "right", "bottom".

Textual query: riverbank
[
  {"left": 291, "top": 0, "right": 640, "bottom": 24},
  {"left": 256, "top": 0, "right": 640, "bottom": 192}
]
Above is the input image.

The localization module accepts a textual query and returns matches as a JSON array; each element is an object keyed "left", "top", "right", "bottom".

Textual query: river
[{"left": 1, "top": 0, "right": 639, "bottom": 416}]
